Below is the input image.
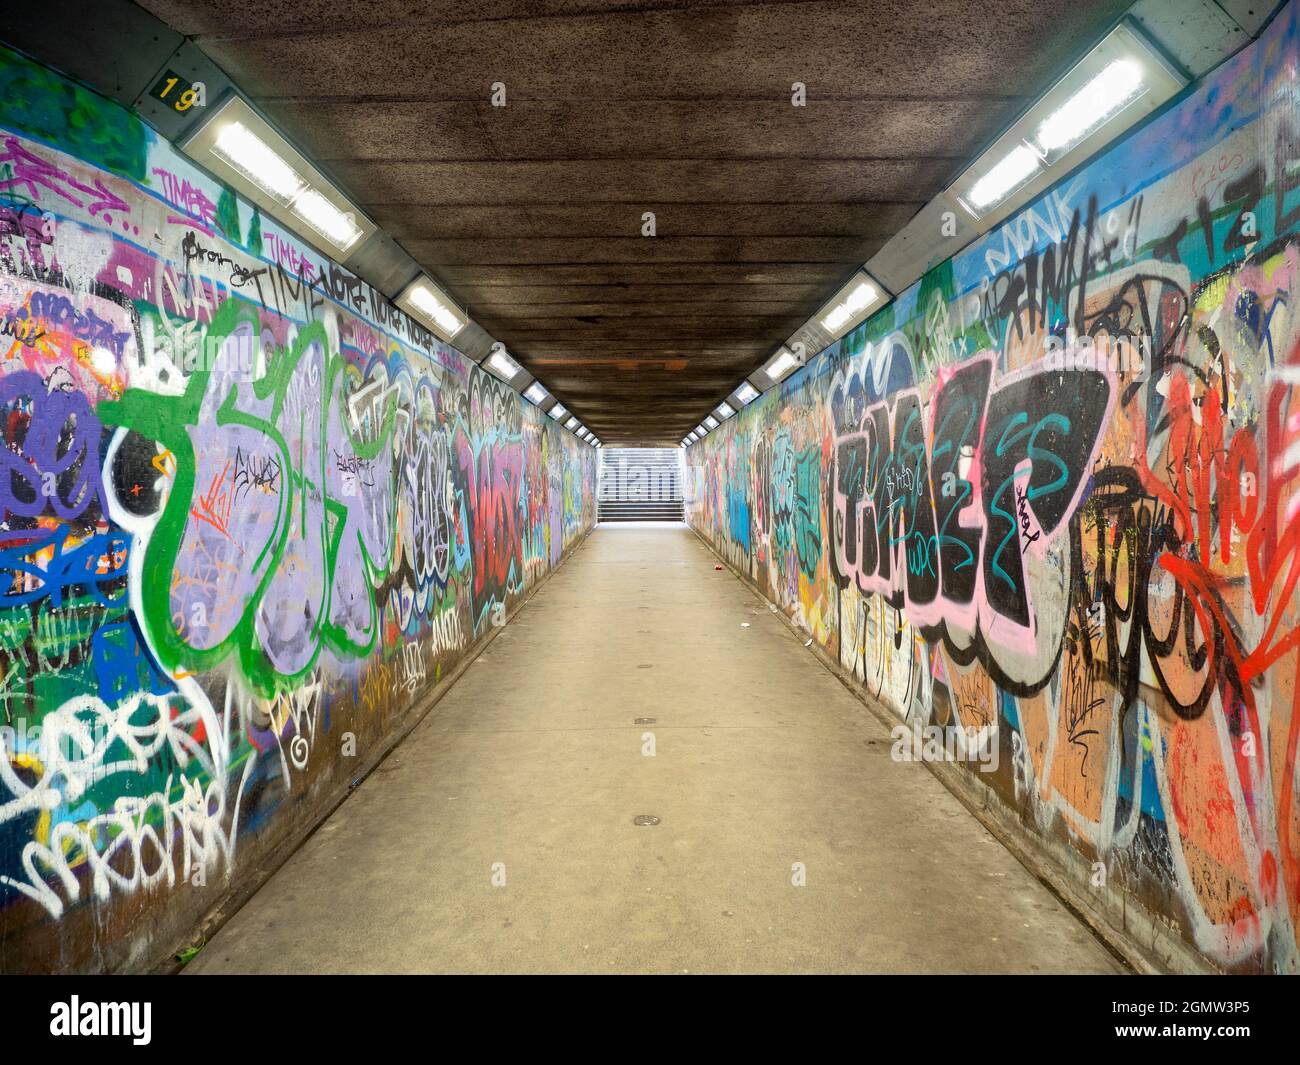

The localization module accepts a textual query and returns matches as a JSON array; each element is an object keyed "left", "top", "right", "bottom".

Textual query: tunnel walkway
[{"left": 185, "top": 525, "right": 1123, "bottom": 975}]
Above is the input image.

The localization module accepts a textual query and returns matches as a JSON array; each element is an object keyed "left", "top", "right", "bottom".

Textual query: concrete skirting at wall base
[{"left": 688, "top": 524, "right": 1220, "bottom": 977}]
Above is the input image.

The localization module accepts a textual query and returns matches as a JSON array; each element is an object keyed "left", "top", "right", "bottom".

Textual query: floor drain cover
[
  {"left": 634, "top": 717, "right": 656, "bottom": 725},
  {"left": 633, "top": 815, "right": 661, "bottom": 826}
]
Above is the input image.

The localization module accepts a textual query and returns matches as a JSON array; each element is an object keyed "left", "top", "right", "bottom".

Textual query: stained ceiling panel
[{"left": 138, "top": 0, "right": 1133, "bottom": 443}]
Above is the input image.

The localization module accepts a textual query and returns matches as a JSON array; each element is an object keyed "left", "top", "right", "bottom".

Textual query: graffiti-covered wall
[
  {"left": 688, "top": 2, "right": 1300, "bottom": 974},
  {"left": 0, "top": 46, "right": 596, "bottom": 973}
]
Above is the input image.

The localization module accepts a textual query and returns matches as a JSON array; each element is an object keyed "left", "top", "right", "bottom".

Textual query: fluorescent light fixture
[
  {"left": 396, "top": 276, "right": 467, "bottom": 343},
  {"left": 764, "top": 346, "right": 801, "bottom": 382},
  {"left": 291, "top": 188, "right": 364, "bottom": 250},
  {"left": 183, "top": 94, "right": 375, "bottom": 256},
  {"left": 485, "top": 347, "right": 521, "bottom": 382},
  {"left": 523, "top": 382, "right": 549, "bottom": 405},
  {"left": 549, "top": 403, "right": 568, "bottom": 421},
  {"left": 735, "top": 382, "right": 759, "bottom": 406},
  {"left": 696, "top": 424, "right": 708, "bottom": 436},
  {"left": 818, "top": 270, "right": 887, "bottom": 341},
  {"left": 949, "top": 19, "right": 1185, "bottom": 222},
  {"left": 409, "top": 287, "right": 464, "bottom": 336},
  {"left": 963, "top": 145, "right": 1042, "bottom": 212},
  {"left": 715, "top": 402, "right": 735, "bottom": 420},
  {"left": 703, "top": 415, "right": 719, "bottom": 430},
  {"left": 565, "top": 416, "right": 579, "bottom": 430},
  {"left": 1036, "top": 59, "right": 1144, "bottom": 156},
  {"left": 212, "top": 122, "right": 301, "bottom": 202}
]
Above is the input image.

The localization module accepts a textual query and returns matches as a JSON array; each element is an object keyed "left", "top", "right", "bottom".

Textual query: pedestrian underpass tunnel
[{"left": 0, "top": 0, "right": 1298, "bottom": 978}]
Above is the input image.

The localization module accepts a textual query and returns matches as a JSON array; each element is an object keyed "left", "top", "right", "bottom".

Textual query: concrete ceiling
[{"left": 137, "top": 0, "right": 1132, "bottom": 444}]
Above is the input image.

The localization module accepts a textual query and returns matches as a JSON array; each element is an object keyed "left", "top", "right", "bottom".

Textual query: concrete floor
[{"left": 186, "top": 523, "right": 1124, "bottom": 975}]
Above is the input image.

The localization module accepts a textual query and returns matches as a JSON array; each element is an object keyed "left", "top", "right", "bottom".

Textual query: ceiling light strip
[{"left": 182, "top": 94, "right": 373, "bottom": 257}]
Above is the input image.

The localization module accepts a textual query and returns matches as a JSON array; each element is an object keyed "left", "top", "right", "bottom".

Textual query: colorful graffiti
[
  {"left": 0, "top": 45, "right": 596, "bottom": 970},
  {"left": 688, "top": 2, "right": 1300, "bottom": 974}
]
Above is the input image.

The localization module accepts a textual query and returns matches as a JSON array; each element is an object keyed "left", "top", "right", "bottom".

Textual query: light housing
[
  {"left": 715, "top": 402, "right": 735, "bottom": 420},
  {"left": 484, "top": 346, "right": 521, "bottom": 383},
  {"left": 734, "top": 381, "right": 759, "bottom": 406},
  {"left": 565, "top": 416, "right": 579, "bottom": 431},
  {"left": 182, "top": 94, "right": 375, "bottom": 256},
  {"left": 523, "top": 381, "right": 549, "bottom": 406},
  {"left": 548, "top": 403, "right": 568, "bottom": 421},
  {"left": 1035, "top": 58, "right": 1146, "bottom": 162},
  {"left": 211, "top": 121, "right": 300, "bottom": 201},
  {"left": 703, "top": 415, "right": 719, "bottom": 430},
  {"left": 817, "top": 269, "right": 888, "bottom": 342},
  {"left": 960, "top": 146, "right": 1042, "bottom": 216},
  {"left": 764, "top": 346, "right": 801, "bottom": 383},
  {"left": 696, "top": 424, "right": 709, "bottom": 437},
  {"left": 948, "top": 18, "right": 1186, "bottom": 224},
  {"left": 395, "top": 275, "right": 467, "bottom": 343},
  {"left": 292, "top": 188, "right": 365, "bottom": 252}
]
